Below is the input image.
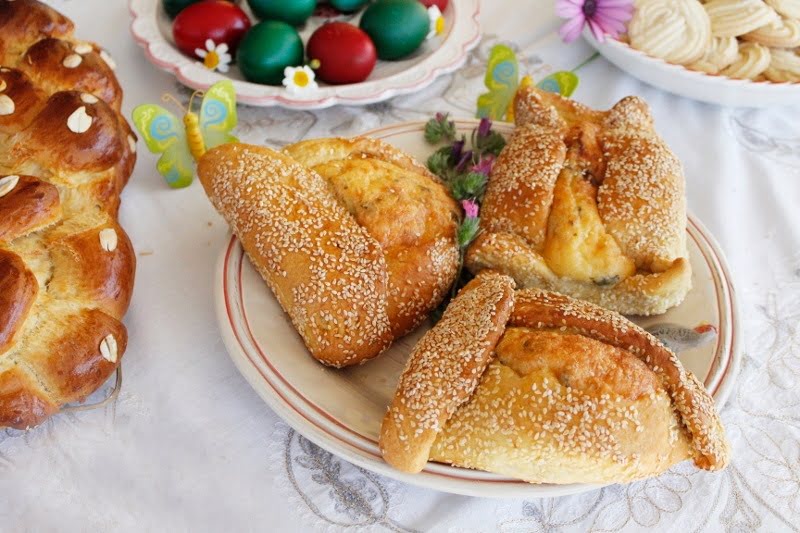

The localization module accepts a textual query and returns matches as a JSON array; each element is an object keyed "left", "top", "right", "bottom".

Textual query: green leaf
[
  {"left": 426, "top": 146, "right": 455, "bottom": 180},
  {"left": 451, "top": 172, "right": 487, "bottom": 201},
  {"left": 457, "top": 217, "right": 480, "bottom": 248},
  {"left": 424, "top": 114, "right": 456, "bottom": 144},
  {"left": 475, "top": 131, "right": 506, "bottom": 157}
]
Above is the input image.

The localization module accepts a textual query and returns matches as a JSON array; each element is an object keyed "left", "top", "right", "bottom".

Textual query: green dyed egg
[
  {"left": 163, "top": 0, "right": 201, "bottom": 18},
  {"left": 359, "top": 0, "right": 429, "bottom": 60},
  {"left": 246, "top": 0, "right": 317, "bottom": 25},
  {"left": 330, "top": 0, "right": 368, "bottom": 12},
  {"left": 237, "top": 21, "right": 304, "bottom": 85}
]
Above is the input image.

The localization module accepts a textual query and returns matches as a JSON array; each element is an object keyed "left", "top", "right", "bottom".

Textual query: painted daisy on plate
[
  {"left": 282, "top": 65, "right": 318, "bottom": 94},
  {"left": 555, "top": 0, "right": 634, "bottom": 43},
  {"left": 427, "top": 5, "right": 446, "bottom": 39},
  {"left": 195, "top": 39, "right": 232, "bottom": 72}
]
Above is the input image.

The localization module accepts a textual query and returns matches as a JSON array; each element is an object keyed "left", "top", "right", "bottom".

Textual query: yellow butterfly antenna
[
  {"left": 187, "top": 89, "right": 205, "bottom": 114},
  {"left": 158, "top": 91, "right": 206, "bottom": 161},
  {"left": 161, "top": 93, "right": 187, "bottom": 113}
]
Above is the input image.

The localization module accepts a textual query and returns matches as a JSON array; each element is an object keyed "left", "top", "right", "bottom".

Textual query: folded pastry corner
[
  {"left": 198, "top": 143, "right": 395, "bottom": 366},
  {"left": 379, "top": 271, "right": 516, "bottom": 473},
  {"left": 467, "top": 86, "right": 692, "bottom": 316},
  {"left": 381, "top": 283, "right": 730, "bottom": 484}
]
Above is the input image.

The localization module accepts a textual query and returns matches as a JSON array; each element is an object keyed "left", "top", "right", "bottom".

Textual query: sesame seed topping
[
  {"left": 466, "top": 86, "right": 691, "bottom": 316},
  {"left": 386, "top": 285, "right": 730, "bottom": 479},
  {"left": 199, "top": 140, "right": 459, "bottom": 367},
  {"left": 380, "top": 272, "right": 515, "bottom": 472}
]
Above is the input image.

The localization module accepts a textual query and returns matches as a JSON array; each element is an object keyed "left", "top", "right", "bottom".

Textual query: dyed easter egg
[
  {"left": 163, "top": 0, "right": 202, "bottom": 18},
  {"left": 359, "top": 0, "right": 429, "bottom": 60},
  {"left": 246, "top": 0, "right": 317, "bottom": 25},
  {"left": 419, "top": 0, "right": 448, "bottom": 10},
  {"left": 237, "top": 21, "right": 304, "bottom": 85},
  {"left": 329, "top": 0, "right": 369, "bottom": 12},
  {"left": 172, "top": 1, "right": 251, "bottom": 57},
  {"left": 307, "top": 22, "right": 376, "bottom": 84}
]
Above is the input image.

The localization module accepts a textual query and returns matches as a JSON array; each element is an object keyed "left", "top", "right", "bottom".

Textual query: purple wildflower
[
  {"left": 477, "top": 117, "right": 492, "bottom": 138},
  {"left": 451, "top": 139, "right": 465, "bottom": 161},
  {"left": 471, "top": 154, "right": 495, "bottom": 176},
  {"left": 461, "top": 199, "right": 479, "bottom": 218},
  {"left": 456, "top": 150, "right": 473, "bottom": 172}
]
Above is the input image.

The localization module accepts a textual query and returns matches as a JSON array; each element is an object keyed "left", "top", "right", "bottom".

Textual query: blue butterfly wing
[
  {"left": 199, "top": 80, "right": 238, "bottom": 150},
  {"left": 132, "top": 104, "right": 194, "bottom": 188},
  {"left": 536, "top": 71, "right": 579, "bottom": 97},
  {"left": 476, "top": 45, "right": 519, "bottom": 120}
]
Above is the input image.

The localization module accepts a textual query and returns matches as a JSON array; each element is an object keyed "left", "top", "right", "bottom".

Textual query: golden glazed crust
[
  {"left": 198, "top": 140, "right": 459, "bottom": 367},
  {"left": 381, "top": 287, "right": 730, "bottom": 483},
  {"left": 379, "top": 272, "right": 516, "bottom": 473},
  {"left": 285, "top": 137, "right": 460, "bottom": 339},
  {"left": 198, "top": 143, "right": 393, "bottom": 366},
  {"left": 467, "top": 87, "right": 691, "bottom": 315},
  {"left": 284, "top": 136, "right": 437, "bottom": 181},
  {"left": 430, "top": 329, "right": 693, "bottom": 484},
  {"left": 0, "top": 0, "right": 136, "bottom": 429},
  {"left": 506, "top": 290, "right": 729, "bottom": 471}
]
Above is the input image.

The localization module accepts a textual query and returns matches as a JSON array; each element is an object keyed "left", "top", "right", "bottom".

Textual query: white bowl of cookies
[{"left": 584, "top": 0, "right": 800, "bottom": 107}]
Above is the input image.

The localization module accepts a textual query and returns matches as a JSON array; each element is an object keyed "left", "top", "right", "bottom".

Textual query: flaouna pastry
[
  {"left": 466, "top": 86, "right": 691, "bottom": 316},
  {"left": 197, "top": 139, "right": 459, "bottom": 367},
  {"left": 0, "top": 0, "right": 137, "bottom": 428},
  {"left": 380, "top": 272, "right": 730, "bottom": 484}
]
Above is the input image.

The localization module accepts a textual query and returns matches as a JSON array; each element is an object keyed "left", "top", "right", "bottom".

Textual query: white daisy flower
[
  {"left": 195, "top": 39, "right": 232, "bottom": 73},
  {"left": 282, "top": 65, "right": 318, "bottom": 94},
  {"left": 427, "top": 5, "right": 445, "bottom": 39}
]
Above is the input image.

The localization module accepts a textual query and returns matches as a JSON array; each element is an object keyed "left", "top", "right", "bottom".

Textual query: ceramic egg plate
[
  {"left": 129, "top": 0, "right": 480, "bottom": 109},
  {"left": 213, "top": 120, "right": 742, "bottom": 498},
  {"left": 584, "top": 30, "right": 800, "bottom": 108}
]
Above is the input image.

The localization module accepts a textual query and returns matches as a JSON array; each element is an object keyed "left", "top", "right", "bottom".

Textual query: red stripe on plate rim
[{"left": 221, "top": 122, "right": 739, "bottom": 485}]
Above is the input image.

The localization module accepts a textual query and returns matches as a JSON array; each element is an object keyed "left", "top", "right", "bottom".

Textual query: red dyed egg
[
  {"left": 419, "top": 0, "right": 447, "bottom": 10},
  {"left": 307, "top": 22, "right": 377, "bottom": 84},
  {"left": 173, "top": 0, "right": 251, "bottom": 59}
]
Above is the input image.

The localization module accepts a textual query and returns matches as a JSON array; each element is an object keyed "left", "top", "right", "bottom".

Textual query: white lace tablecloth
[{"left": 3, "top": 1, "right": 799, "bottom": 531}]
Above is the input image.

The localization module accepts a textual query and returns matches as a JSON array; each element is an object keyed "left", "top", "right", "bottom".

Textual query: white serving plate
[
  {"left": 584, "top": 30, "right": 800, "bottom": 108},
  {"left": 213, "top": 120, "right": 741, "bottom": 498},
  {"left": 129, "top": 0, "right": 480, "bottom": 109}
]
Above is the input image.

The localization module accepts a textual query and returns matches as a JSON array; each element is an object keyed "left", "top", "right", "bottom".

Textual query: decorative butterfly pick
[
  {"left": 477, "top": 44, "right": 579, "bottom": 122},
  {"left": 132, "top": 80, "right": 238, "bottom": 188}
]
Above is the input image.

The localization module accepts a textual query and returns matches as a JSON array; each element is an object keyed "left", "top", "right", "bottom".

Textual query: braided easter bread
[{"left": 0, "top": 0, "right": 137, "bottom": 429}]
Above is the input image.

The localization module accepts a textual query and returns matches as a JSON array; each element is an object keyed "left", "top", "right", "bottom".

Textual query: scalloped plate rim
[{"left": 128, "top": 0, "right": 481, "bottom": 109}]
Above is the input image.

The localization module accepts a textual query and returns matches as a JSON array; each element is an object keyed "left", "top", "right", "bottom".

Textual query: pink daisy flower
[{"left": 555, "top": 0, "right": 634, "bottom": 43}]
